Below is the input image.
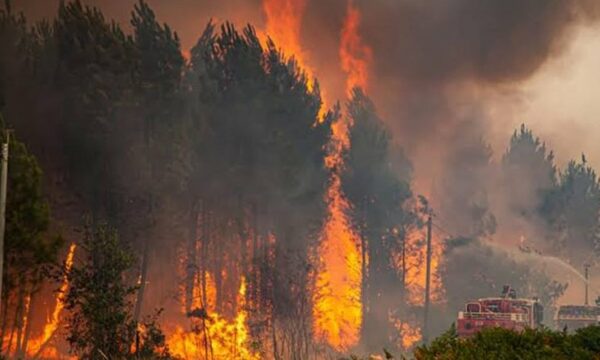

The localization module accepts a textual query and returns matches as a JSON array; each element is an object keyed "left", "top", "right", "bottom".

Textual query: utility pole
[
  {"left": 0, "top": 130, "right": 9, "bottom": 317},
  {"left": 584, "top": 263, "right": 590, "bottom": 306},
  {"left": 423, "top": 213, "right": 432, "bottom": 344}
]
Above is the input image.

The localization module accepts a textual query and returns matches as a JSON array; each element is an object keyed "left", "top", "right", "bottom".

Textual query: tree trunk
[
  {"left": 0, "top": 288, "right": 9, "bottom": 354},
  {"left": 237, "top": 194, "right": 247, "bottom": 278},
  {"left": 214, "top": 222, "right": 223, "bottom": 313},
  {"left": 251, "top": 202, "right": 258, "bottom": 310},
  {"left": 186, "top": 201, "right": 198, "bottom": 313},
  {"left": 200, "top": 200, "right": 208, "bottom": 308},
  {"left": 133, "top": 237, "right": 150, "bottom": 323},
  {"left": 17, "top": 286, "right": 35, "bottom": 359},
  {"left": 15, "top": 295, "right": 25, "bottom": 358},
  {"left": 7, "top": 296, "right": 21, "bottom": 358}
]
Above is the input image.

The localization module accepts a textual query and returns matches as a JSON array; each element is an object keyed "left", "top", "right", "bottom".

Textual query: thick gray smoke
[{"left": 357, "top": 0, "right": 600, "bottom": 140}]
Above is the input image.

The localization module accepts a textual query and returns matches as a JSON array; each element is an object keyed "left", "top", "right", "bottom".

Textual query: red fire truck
[{"left": 457, "top": 285, "right": 544, "bottom": 337}]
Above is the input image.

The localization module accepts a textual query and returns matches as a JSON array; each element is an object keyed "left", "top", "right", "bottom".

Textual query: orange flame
[
  {"left": 28, "top": 243, "right": 77, "bottom": 358},
  {"left": 340, "top": 1, "right": 372, "bottom": 95},
  {"left": 394, "top": 321, "right": 422, "bottom": 350},
  {"left": 167, "top": 275, "right": 257, "bottom": 360},
  {"left": 403, "top": 230, "right": 445, "bottom": 306},
  {"left": 312, "top": 1, "right": 374, "bottom": 350},
  {"left": 313, "top": 97, "right": 362, "bottom": 350},
  {"left": 262, "top": 0, "right": 328, "bottom": 118},
  {"left": 312, "top": 169, "right": 362, "bottom": 350}
]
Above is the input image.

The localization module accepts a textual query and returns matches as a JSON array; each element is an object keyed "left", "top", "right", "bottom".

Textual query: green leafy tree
[
  {"left": 63, "top": 224, "right": 172, "bottom": 359},
  {"left": 415, "top": 325, "right": 600, "bottom": 360},
  {"left": 63, "top": 224, "right": 136, "bottom": 358},
  {"left": 0, "top": 114, "right": 61, "bottom": 356}
]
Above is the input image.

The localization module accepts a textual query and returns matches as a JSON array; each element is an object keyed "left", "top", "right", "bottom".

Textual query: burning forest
[{"left": 1, "top": 0, "right": 600, "bottom": 359}]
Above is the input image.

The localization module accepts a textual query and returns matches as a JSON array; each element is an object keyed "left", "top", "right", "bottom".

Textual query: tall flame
[
  {"left": 312, "top": 0, "right": 374, "bottom": 351},
  {"left": 262, "top": 0, "right": 310, "bottom": 87},
  {"left": 340, "top": 1, "right": 372, "bottom": 95},
  {"left": 395, "top": 321, "right": 422, "bottom": 350},
  {"left": 262, "top": 0, "right": 328, "bottom": 117},
  {"left": 312, "top": 108, "right": 366, "bottom": 352},
  {"left": 404, "top": 230, "right": 444, "bottom": 306},
  {"left": 28, "top": 243, "right": 77, "bottom": 357},
  {"left": 312, "top": 166, "right": 362, "bottom": 350},
  {"left": 167, "top": 274, "right": 257, "bottom": 360}
]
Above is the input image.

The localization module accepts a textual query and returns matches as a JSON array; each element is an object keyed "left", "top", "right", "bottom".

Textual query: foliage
[
  {"left": 62, "top": 224, "right": 172, "bottom": 359},
  {"left": 541, "top": 155, "right": 600, "bottom": 262},
  {"left": 502, "top": 124, "right": 556, "bottom": 223},
  {"left": 0, "top": 112, "right": 61, "bottom": 358},
  {"left": 415, "top": 325, "right": 600, "bottom": 360},
  {"left": 0, "top": 114, "right": 60, "bottom": 289}
]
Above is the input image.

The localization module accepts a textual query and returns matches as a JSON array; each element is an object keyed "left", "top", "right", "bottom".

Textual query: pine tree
[
  {"left": 502, "top": 124, "right": 556, "bottom": 221},
  {"left": 541, "top": 156, "right": 600, "bottom": 262},
  {"left": 342, "top": 88, "right": 414, "bottom": 351}
]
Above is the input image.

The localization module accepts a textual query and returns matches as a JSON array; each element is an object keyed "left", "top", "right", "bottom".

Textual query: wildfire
[
  {"left": 394, "top": 321, "right": 422, "bottom": 350},
  {"left": 28, "top": 243, "right": 77, "bottom": 358},
  {"left": 312, "top": 63, "right": 362, "bottom": 353},
  {"left": 167, "top": 276, "right": 257, "bottom": 360},
  {"left": 340, "top": 1, "right": 372, "bottom": 95},
  {"left": 312, "top": 0, "right": 375, "bottom": 351},
  {"left": 403, "top": 230, "right": 445, "bottom": 306}
]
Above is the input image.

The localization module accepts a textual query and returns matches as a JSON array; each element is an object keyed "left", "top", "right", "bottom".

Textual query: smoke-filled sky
[{"left": 12, "top": 0, "right": 600, "bottom": 177}]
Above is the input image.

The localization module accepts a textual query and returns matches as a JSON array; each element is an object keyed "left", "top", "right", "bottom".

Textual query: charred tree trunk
[
  {"left": 186, "top": 200, "right": 199, "bottom": 313},
  {"left": 237, "top": 194, "right": 248, "bottom": 280},
  {"left": 19, "top": 287, "right": 36, "bottom": 359},
  {"left": 7, "top": 297, "right": 20, "bottom": 357},
  {"left": 250, "top": 202, "right": 259, "bottom": 310},
  {"left": 0, "top": 288, "right": 9, "bottom": 353},
  {"left": 14, "top": 284, "right": 26, "bottom": 359},
  {"left": 200, "top": 199, "right": 209, "bottom": 308},
  {"left": 16, "top": 289, "right": 36, "bottom": 359},
  {"left": 214, "top": 222, "right": 224, "bottom": 313},
  {"left": 133, "top": 237, "right": 150, "bottom": 323},
  {"left": 133, "top": 193, "right": 155, "bottom": 324}
]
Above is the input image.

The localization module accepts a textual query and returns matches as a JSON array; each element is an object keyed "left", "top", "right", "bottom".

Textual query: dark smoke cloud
[
  {"left": 354, "top": 0, "right": 600, "bottom": 148},
  {"left": 359, "top": 0, "right": 600, "bottom": 85}
]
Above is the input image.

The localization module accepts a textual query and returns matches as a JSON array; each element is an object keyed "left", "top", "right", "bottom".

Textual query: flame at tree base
[
  {"left": 26, "top": 243, "right": 77, "bottom": 359},
  {"left": 167, "top": 278, "right": 258, "bottom": 360}
]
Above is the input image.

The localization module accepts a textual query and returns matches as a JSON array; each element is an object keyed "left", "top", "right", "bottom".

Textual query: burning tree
[
  {"left": 341, "top": 89, "right": 416, "bottom": 351},
  {"left": 173, "top": 21, "right": 331, "bottom": 358}
]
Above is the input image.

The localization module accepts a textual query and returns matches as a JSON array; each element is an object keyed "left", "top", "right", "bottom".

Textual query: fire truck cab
[{"left": 457, "top": 285, "right": 544, "bottom": 337}]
